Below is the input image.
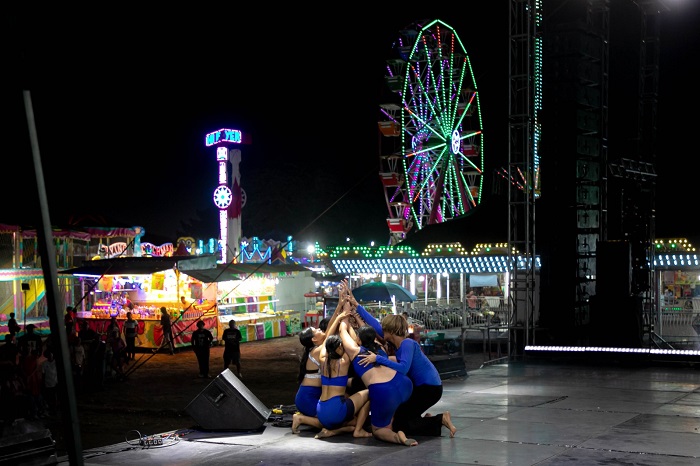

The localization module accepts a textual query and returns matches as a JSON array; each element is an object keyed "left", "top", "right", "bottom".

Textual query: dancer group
[{"left": 292, "top": 279, "right": 457, "bottom": 446}]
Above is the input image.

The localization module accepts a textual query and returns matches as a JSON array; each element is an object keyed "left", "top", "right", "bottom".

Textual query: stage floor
[{"left": 47, "top": 358, "right": 700, "bottom": 466}]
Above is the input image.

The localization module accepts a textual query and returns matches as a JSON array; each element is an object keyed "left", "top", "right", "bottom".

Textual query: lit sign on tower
[{"left": 205, "top": 128, "right": 243, "bottom": 147}]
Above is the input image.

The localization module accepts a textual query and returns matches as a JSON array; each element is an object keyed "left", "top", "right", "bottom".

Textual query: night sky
[{"left": 3, "top": 3, "right": 699, "bottom": 248}]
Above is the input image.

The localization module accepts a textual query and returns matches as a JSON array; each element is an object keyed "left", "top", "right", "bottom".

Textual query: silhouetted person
[
  {"left": 17, "top": 323, "right": 43, "bottom": 356},
  {"left": 41, "top": 348, "right": 58, "bottom": 416},
  {"left": 160, "top": 307, "right": 175, "bottom": 355},
  {"left": 191, "top": 320, "right": 213, "bottom": 378},
  {"left": 7, "top": 313, "right": 20, "bottom": 336},
  {"left": 64, "top": 306, "right": 76, "bottom": 337},
  {"left": 123, "top": 312, "right": 138, "bottom": 361},
  {"left": 222, "top": 320, "right": 242, "bottom": 377}
]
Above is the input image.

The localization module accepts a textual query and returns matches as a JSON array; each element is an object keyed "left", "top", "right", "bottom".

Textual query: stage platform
[{"left": 51, "top": 358, "right": 700, "bottom": 466}]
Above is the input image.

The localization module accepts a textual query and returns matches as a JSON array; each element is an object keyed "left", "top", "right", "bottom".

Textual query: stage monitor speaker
[{"left": 185, "top": 369, "right": 271, "bottom": 431}]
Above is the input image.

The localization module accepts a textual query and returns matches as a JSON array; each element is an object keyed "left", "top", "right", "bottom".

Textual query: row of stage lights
[
  {"left": 525, "top": 346, "right": 700, "bottom": 356},
  {"left": 331, "top": 255, "right": 542, "bottom": 275},
  {"left": 654, "top": 254, "right": 700, "bottom": 267}
]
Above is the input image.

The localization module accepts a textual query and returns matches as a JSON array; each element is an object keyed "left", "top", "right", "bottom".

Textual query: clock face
[{"left": 213, "top": 185, "right": 233, "bottom": 209}]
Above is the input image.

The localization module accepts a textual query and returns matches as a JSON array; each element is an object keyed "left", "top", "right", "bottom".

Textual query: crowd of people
[{"left": 292, "top": 280, "right": 457, "bottom": 446}]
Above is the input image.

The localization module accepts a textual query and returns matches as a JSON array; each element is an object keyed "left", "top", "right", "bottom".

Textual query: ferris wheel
[{"left": 379, "top": 19, "right": 484, "bottom": 245}]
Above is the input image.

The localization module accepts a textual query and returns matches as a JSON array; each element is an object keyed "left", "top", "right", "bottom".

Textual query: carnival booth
[
  {"left": 59, "top": 255, "right": 221, "bottom": 349},
  {"left": 183, "top": 262, "right": 313, "bottom": 342}
]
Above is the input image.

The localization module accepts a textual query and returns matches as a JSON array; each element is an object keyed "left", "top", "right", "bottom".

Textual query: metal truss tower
[{"left": 508, "top": 0, "right": 541, "bottom": 354}]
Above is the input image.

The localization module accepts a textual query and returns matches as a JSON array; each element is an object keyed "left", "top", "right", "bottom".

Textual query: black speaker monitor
[{"left": 185, "top": 369, "right": 271, "bottom": 431}]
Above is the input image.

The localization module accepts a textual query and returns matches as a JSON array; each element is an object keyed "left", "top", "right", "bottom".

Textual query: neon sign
[{"left": 205, "top": 128, "right": 242, "bottom": 147}]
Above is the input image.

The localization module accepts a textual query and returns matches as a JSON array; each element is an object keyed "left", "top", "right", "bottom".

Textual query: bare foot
[
  {"left": 396, "top": 431, "right": 418, "bottom": 446},
  {"left": 291, "top": 413, "right": 301, "bottom": 434},
  {"left": 442, "top": 411, "right": 457, "bottom": 438},
  {"left": 353, "top": 429, "right": 372, "bottom": 438},
  {"left": 315, "top": 426, "right": 352, "bottom": 439}
]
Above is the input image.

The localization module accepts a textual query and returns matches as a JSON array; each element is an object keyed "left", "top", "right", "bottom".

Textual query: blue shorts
[
  {"left": 295, "top": 385, "right": 322, "bottom": 417},
  {"left": 369, "top": 373, "right": 413, "bottom": 428},
  {"left": 317, "top": 395, "right": 355, "bottom": 430}
]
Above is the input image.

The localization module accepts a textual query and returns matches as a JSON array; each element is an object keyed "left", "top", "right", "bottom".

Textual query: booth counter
[
  {"left": 218, "top": 310, "right": 302, "bottom": 343},
  {"left": 81, "top": 313, "right": 219, "bottom": 350}
]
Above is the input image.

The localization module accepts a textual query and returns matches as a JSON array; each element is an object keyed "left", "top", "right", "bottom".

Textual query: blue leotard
[
  {"left": 356, "top": 305, "right": 384, "bottom": 337},
  {"left": 321, "top": 374, "right": 349, "bottom": 387},
  {"left": 294, "top": 385, "right": 322, "bottom": 417},
  {"left": 376, "top": 338, "right": 441, "bottom": 387},
  {"left": 351, "top": 347, "right": 413, "bottom": 428},
  {"left": 316, "top": 395, "right": 355, "bottom": 430}
]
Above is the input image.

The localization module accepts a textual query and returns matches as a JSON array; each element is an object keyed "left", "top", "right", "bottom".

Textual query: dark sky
[{"left": 3, "top": 3, "right": 699, "bottom": 247}]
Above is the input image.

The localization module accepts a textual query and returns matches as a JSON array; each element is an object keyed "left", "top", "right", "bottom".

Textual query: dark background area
[{"left": 3, "top": 3, "right": 699, "bottom": 247}]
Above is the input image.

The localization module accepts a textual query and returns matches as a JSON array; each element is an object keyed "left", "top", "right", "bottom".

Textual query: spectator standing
[
  {"left": 18, "top": 344, "right": 43, "bottom": 419},
  {"left": 64, "top": 306, "right": 77, "bottom": 337},
  {"left": 159, "top": 307, "right": 175, "bottom": 355},
  {"left": 105, "top": 317, "right": 121, "bottom": 377},
  {"left": 17, "top": 323, "right": 43, "bottom": 356},
  {"left": 191, "top": 320, "right": 213, "bottom": 378},
  {"left": 7, "top": 312, "right": 21, "bottom": 336},
  {"left": 467, "top": 290, "right": 478, "bottom": 310},
  {"left": 222, "top": 319, "right": 242, "bottom": 377},
  {"left": 71, "top": 336, "right": 86, "bottom": 391},
  {"left": 123, "top": 312, "right": 138, "bottom": 361},
  {"left": 41, "top": 348, "right": 58, "bottom": 416},
  {"left": 77, "top": 320, "right": 100, "bottom": 388},
  {"left": 180, "top": 296, "right": 190, "bottom": 316}
]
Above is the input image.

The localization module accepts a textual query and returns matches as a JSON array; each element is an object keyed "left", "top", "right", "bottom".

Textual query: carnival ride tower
[{"left": 206, "top": 128, "right": 246, "bottom": 263}]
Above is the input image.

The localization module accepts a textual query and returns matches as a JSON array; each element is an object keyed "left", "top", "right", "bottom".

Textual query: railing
[{"left": 405, "top": 305, "right": 510, "bottom": 331}]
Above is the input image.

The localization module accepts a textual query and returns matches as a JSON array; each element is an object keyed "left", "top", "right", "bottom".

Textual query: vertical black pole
[{"left": 23, "top": 90, "right": 84, "bottom": 465}]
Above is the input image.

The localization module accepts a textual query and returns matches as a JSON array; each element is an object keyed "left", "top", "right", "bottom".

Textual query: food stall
[
  {"left": 184, "top": 262, "right": 313, "bottom": 341},
  {"left": 60, "top": 255, "right": 221, "bottom": 349}
]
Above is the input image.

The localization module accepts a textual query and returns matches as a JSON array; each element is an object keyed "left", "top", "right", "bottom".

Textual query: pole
[
  {"left": 23, "top": 289, "right": 27, "bottom": 331},
  {"left": 24, "top": 90, "right": 84, "bottom": 465}
]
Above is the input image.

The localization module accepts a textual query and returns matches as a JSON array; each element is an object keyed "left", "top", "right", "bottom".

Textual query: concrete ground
[{"left": 42, "top": 357, "right": 700, "bottom": 466}]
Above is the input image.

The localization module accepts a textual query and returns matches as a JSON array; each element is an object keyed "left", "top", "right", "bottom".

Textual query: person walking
[
  {"left": 191, "top": 320, "right": 213, "bottom": 378},
  {"left": 159, "top": 307, "right": 175, "bottom": 355},
  {"left": 123, "top": 312, "right": 138, "bottom": 362},
  {"left": 222, "top": 319, "right": 242, "bottom": 377}
]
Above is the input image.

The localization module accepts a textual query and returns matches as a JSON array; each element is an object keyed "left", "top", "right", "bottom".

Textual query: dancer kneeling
[
  {"left": 339, "top": 319, "right": 418, "bottom": 446},
  {"left": 315, "top": 305, "right": 372, "bottom": 439},
  {"left": 292, "top": 303, "right": 347, "bottom": 434}
]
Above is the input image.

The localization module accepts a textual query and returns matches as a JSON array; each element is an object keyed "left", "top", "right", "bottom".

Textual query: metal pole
[
  {"left": 23, "top": 289, "right": 27, "bottom": 331},
  {"left": 23, "top": 90, "right": 84, "bottom": 465}
]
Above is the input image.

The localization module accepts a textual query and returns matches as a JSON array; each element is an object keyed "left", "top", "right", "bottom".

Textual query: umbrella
[{"left": 351, "top": 282, "right": 417, "bottom": 303}]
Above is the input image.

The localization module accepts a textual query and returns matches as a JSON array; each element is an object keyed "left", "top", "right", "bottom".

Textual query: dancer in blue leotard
[
  {"left": 292, "top": 302, "right": 346, "bottom": 434},
  {"left": 338, "top": 319, "right": 418, "bottom": 447},
  {"left": 292, "top": 326, "right": 325, "bottom": 433},
  {"left": 315, "top": 330, "right": 371, "bottom": 439},
  {"left": 314, "top": 300, "right": 371, "bottom": 438},
  {"left": 357, "top": 313, "right": 457, "bottom": 438}
]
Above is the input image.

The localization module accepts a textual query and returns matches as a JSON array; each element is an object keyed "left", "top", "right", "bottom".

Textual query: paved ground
[{"left": 39, "top": 357, "right": 700, "bottom": 466}]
